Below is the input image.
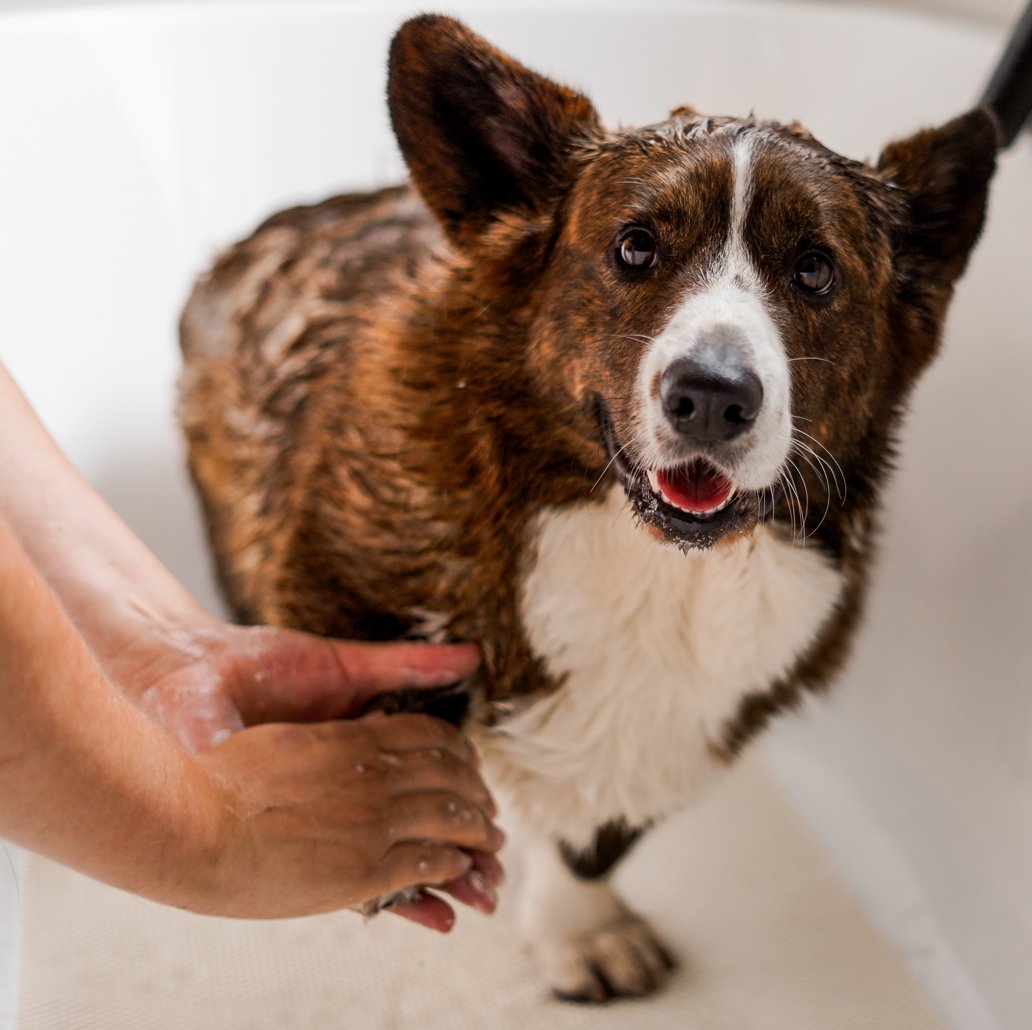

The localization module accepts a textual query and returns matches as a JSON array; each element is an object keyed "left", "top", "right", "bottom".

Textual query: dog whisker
[
  {"left": 782, "top": 463, "right": 808, "bottom": 543},
  {"left": 794, "top": 443, "right": 833, "bottom": 500},
  {"left": 590, "top": 440, "right": 632, "bottom": 494},
  {"left": 795, "top": 442, "right": 837, "bottom": 503},
  {"left": 786, "top": 456, "right": 811, "bottom": 536},
  {"left": 608, "top": 333, "right": 658, "bottom": 346},
  {"left": 789, "top": 441, "right": 834, "bottom": 536},
  {"left": 790, "top": 426, "right": 847, "bottom": 502},
  {"left": 772, "top": 467, "right": 794, "bottom": 541},
  {"left": 777, "top": 432, "right": 842, "bottom": 518},
  {"left": 784, "top": 475, "right": 800, "bottom": 543}
]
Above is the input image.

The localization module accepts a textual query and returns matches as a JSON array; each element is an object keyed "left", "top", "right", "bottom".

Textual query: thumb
[{"left": 224, "top": 628, "right": 480, "bottom": 725}]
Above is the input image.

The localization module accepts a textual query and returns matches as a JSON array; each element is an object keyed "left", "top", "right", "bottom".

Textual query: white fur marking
[
  {"left": 516, "top": 834, "right": 627, "bottom": 941},
  {"left": 728, "top": 136, "right": 757, "bottom": 285},
  {"left": 513, "top": 830, "right": 671, "bottom": 999},
  {"left": 478, "top": 487, "right": 843, "bottom": 847},
  {"left": 633, "top": 133, "right": 792, "bottom": 488}
]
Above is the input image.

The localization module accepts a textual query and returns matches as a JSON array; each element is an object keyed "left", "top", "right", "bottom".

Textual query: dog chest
[{"left": 479, "top": 486, "right": 844, "bottom": 843}]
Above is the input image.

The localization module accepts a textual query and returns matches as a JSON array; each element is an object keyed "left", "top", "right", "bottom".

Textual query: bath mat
[{"left": 17, "top": 754, "right": 946, "bottom": 1030}]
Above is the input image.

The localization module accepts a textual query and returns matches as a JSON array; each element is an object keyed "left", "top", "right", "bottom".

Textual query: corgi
[{"left": 179, "top": 14, "right": 997, "bottom": 1003}]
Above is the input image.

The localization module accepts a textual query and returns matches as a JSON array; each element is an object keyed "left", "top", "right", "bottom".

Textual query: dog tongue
[{"left": 656, "top": 460, "right": 734, "bottom": 513}]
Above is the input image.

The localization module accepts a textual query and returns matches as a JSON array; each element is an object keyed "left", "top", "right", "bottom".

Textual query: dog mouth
[
  {"left": 645, "top": 463, "right": 738, "bottom": 516},
  {"left": 599, "top": 404, "right": 759, "bottom": 549}
]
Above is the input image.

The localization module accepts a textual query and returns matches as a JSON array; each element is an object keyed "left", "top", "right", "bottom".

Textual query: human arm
[{"left": 0, "top": 514, "right": 501, "bottom": 918}]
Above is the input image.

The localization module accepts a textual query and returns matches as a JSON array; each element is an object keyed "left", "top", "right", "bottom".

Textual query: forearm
[
  {"left": 0, "top": 515, "right": 502, "bottom": 921},
  {"left": 0, "top": 516, "right": 224, "bottom": 907},
  {"left": 0, "top": 364, "right": 211, "bottom": 683}
]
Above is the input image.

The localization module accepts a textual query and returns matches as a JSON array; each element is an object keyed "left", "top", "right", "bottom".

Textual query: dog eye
[
  {"left": 794, "top": 251, "right": 836, "bottom": 295},
  {"left": 615, "top": 228, "right": 659, "bottom": 271}
]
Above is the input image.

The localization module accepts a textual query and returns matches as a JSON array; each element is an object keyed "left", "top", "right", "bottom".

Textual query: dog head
[{"left": 389, "top": 15, "right": 997, "bottom": 550}]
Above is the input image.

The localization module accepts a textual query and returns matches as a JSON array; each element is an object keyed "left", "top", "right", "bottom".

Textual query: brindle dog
[{"left": 180, "top": 15, "right": 997, "bottom": 1002}]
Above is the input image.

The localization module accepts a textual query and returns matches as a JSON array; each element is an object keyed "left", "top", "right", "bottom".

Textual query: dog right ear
[{"left": 388, "top": 15, "right": 602, "bottom": 249}]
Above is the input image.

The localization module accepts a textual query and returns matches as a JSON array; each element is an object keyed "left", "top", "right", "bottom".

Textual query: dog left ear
[
  {"left": 877, "top": 107, "right": 998, "bottom": 288},
  {"left": 388, "top": 15, "right": 602, "bottom": 249}
]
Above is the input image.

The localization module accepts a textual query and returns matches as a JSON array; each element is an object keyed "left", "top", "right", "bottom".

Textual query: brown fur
[{"left": 179, "top": 13, "right": 996, "bottom": 850}]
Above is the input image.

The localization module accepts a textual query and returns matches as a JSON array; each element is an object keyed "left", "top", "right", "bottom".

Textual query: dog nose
[{"left": 660, "top": 357, "right": 763, "bottom": 442}]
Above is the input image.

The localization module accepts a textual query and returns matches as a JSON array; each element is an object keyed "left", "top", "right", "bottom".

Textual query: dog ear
[
  {"left": 388, "top": 15, "right": 601, "bottom": 248},
  {"left": 877, "top": 107, "right": 998, "bottom": 290}
]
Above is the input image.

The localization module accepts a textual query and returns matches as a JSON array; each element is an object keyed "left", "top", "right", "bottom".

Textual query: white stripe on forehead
[
  {"left": 726, "top": 135, "right": 760, "bottom": 287},
  {"left": 632, "top": 129, "right": 791, "bottom": 489}
]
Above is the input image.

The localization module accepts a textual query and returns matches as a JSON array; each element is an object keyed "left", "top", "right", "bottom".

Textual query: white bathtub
[{"left": 1, "top": 1, "right": 1030, "bottom": 1027}]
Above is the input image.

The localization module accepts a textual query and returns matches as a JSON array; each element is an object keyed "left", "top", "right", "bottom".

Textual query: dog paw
[{"left": 536, "top": 914, "right": 676, "bottom": 1003}]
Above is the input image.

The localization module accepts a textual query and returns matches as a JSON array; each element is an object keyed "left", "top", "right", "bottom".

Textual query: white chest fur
[{"left": 477, "top": 486, "right": 844, "bottom": 847}]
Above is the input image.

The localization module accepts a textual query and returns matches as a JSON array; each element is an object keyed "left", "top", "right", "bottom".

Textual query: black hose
[{"left": 981, "top": 0, "right": 1032, "bottom": 148}]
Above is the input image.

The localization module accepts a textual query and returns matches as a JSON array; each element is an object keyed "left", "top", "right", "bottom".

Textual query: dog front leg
[{"left": 516, "top": 820, "right": 675, "bottom": 1003}]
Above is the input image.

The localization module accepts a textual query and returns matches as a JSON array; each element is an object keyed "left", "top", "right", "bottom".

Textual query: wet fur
[{"left": 180, "top": 15, "right": 997, "bottom": 1001}]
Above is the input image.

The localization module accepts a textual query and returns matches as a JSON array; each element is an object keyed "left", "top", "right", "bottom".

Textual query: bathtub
[{"left": 1, "top": 1, "right": 1030, "bottom": 1027}]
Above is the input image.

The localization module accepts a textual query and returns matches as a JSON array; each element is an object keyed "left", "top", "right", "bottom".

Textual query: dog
[{"left": 179, "top": 13, "right": 997, "bottom": 1003}]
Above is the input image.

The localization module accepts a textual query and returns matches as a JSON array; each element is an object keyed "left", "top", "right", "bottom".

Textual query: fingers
[
  {"left": 190, "top": 711, "right": 508, "bottom": 921},
  {"left": 375, "top": 746, "right": 496, "bottom": 817},
  {"left": 365, "top": 711, "right": 479, "bottom": 765},
  {"left": 212, "top": 717, "right": 498, "bottom": 846},
  {"left": 346, "top": 716, "right": 495, "bottom": 822},
  {"left": 431, "top": 850, "right": 503, "bottom": 915},
  {"left": 384, "top": 791, "right": 504, "bottom": 853},
  {"left": 323, "top": 638, "right": 481, "bottom": 699},
  {"left": 384, "top": 889, "right": 458, "bottom": 933},
  {"left": 470, "top": 849, "right": 505, "bottom": 888},
  {"left": 378, "top": 841, "right": 474, "bottom": 899},
  {"left": 222, "top": 627, "right": 480, "bottom": 724},
  {"left": 435, "top": 870, "right": 497, "bottom": 915},
  {"left": 384, "top": 849, "right": 506, "bottom": 928}
]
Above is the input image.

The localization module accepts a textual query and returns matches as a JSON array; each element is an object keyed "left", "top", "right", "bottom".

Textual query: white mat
[{"left": 18, "top": 755, "right": 946, "bottom": 1030}]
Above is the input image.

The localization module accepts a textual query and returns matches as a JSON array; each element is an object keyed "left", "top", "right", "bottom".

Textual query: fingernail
[
  {"left": 480, "top": 856, "right": 506, "bottom": 887},
  {"left": 469, "top": 871, "right": 498, "bottom": 913},
  {"left": 400, "top": 667, "right": 464, "bottom": 687},
  {"left": 443, "top": 643, "right": 481, "bottom": 667}
]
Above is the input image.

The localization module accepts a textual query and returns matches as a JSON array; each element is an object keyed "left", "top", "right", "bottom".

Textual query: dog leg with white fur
[{"left": 517, "top": 829, "right": 674, "bottom": 1003}]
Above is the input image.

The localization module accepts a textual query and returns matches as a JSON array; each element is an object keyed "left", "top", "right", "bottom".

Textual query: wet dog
[{"left": 179, "top": 14, "right": 997, "bottom": 1002}]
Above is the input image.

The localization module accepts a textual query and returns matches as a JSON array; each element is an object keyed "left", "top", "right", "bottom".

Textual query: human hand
[
  {"left": 107, "top": 621, "right": 503, "bottom": 930},
  {"left": 192, "top": 711, "right": 504, "bottom": 924},
  {"left": 118, "top": 620, "right": 475, "bottom": 750}
]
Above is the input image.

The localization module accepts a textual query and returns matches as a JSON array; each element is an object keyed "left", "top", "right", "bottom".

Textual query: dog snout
[{"left": 659, "top": 353, "right": 763, "bottom": 443}]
